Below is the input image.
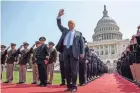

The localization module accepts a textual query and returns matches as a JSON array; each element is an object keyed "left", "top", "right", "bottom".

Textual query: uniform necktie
[{"left": 67, "top": 32, "right": 72, "bottom": 48}]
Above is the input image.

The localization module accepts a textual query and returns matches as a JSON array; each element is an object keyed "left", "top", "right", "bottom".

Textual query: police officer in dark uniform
[
  {"left": 79, "top": 37, "right": 90, "bottom": 86},
  {"left": 87, "top": 53, "right": 92, "bottom": 82},
  {"left": 91, "top": 51, "right": 98, "bottom": 78},
  {"left": 36, "top": 37, "right": 49, "bottom": 87},
  {"left": 96, "top": 57, "right": 100, "bottom": 77}
]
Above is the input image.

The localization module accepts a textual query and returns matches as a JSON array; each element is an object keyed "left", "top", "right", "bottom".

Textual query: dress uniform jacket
[
  {"left": 6, "top": 49, "right": 17, "bottom": 64},
  {"left": 48, "top": 49, "right": 57, "bottom": 64},
  {"left": 36, "top": 44, "right": 49, "bottom": 64},
  {"left": 18, "top": 48, "right": 32, "bottom": 65},
  {"left": 32, "top": 48, "right": 37, "bottom": 64}
]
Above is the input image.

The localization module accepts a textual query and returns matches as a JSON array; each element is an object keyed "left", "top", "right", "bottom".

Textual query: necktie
[{"left": 67, "top": 32, "right": 72, "bottom": 48}]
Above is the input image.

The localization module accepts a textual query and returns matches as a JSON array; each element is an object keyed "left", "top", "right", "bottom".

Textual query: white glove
[{"left": 85, "top": 60, "right": 89, "bottom": 63}]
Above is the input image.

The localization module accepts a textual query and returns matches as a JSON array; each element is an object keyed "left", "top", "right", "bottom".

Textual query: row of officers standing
[
  {"left": 117, "top": 25, "right": 140, "bottom": 87},
  {"left": 1, "top": 37, "right": 57, "bottom": 86},
  {"left": 1, "top": 36, "right": 108, "bottom": 87}
]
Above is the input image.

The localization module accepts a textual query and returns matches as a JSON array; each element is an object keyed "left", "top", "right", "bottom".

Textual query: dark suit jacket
[
  {"left": 56, "top": 18, "right": 84, "bottom": 59},
  {"left": 48, "top": 49, "right": 57, "bottom": 64},
  {"left": 59, "top": 53, "right": 64, "bottom": 62}
]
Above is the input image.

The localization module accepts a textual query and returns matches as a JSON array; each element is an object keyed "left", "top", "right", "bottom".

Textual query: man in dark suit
[
  {"left": 56, "top": 9, "right": 84, "bottom": 92},
  {"left": 36, "top": 37, "right": 49, "bottom": 87}
]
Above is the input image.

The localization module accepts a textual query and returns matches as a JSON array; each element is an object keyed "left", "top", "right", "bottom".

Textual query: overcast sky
[{"left": 1, "top": 1, "right": 140, "bottom": 47}]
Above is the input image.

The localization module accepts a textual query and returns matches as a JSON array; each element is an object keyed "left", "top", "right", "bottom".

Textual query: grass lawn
[{"left": 2, "top": 71, "right": 61, "bottom": 84}]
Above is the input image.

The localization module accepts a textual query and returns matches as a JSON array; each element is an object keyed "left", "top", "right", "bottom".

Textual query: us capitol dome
[{"left": 88, "top": 5, "right": 130, "bottom": 72}]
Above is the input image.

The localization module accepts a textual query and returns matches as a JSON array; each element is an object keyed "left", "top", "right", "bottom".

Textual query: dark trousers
[
  {"left": 123, "top": 65, "right": 133, "bottom": 80},
  {"left": 64, "top": 47, "right": 79, "bottom": 89},
  {"left": 87, "top": 63, "right": 91, "bottom": 80},
  {"left": 37, "top": 63, "right": 47, "bottom": 85},
  {"left": 97, "top": 65, "right": 100, "bottom": 76},
  {"left": 92, "top": 63, "right": 97, "bottom": 76},
  {"left": 60, "top": 61, "right": 65, "bottom": 84},
  {"left": 79, "top": 59, "right": 87, "bottom": 84},
  {"left": 91, "top": 63, "right": 94, "bottom": 77}
]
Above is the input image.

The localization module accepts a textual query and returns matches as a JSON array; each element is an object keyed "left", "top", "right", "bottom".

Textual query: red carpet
[{"left": 1, "top": 74, "right": 140, "bottom": 93}]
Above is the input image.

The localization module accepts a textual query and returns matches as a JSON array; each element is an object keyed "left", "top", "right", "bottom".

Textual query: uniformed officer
[
  {"left": 1, "top": 45, "right": 10, "bottom": 80},
  {"left": 97, "top": 57, "right": 102, "bottom": 77},
  {"left": 17, "top": 42, "right": 34, "bottom": 84},
  {"left": 4, "top": 43, "right": 17, "bottom": 83},
  {"left": 87, "top": 53, "right": 92, "bottom": 82},
  {"left": 47, "top": 41, "right": 57, "bottom": 85},
  {"left": 91, "top": 51, "right": 98, "bottom": 78},
  {"left": 36, "top": 37, "right": 49, "bottom": 87},
  {"left": 31, "top": 41, "right": 41, "bottom": 84},
  {"left": 79, "top": 37, "right": 90, "bottom": 86}
]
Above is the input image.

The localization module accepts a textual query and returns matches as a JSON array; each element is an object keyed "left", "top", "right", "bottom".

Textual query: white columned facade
[
  {"left": 107, "top": 45, "right": 109, "bottom": 56},
  {"left": 115, "top": 44, "right": 117, "bottom": 54},
  {"left": 103, "top": 45, "right": 105, "bottom": 55},
  {"left": 109, "top": 44, "right": 111, "bottom": 55}
]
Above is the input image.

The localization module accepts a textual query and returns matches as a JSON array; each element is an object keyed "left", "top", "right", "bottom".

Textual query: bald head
[{"left": 68, "top": 20, "right": 75, "bottom": 30}]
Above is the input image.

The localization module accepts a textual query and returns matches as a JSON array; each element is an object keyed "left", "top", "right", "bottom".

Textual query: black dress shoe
[
  {"left": 71, "top": 88, "right": 77, "bottom": 93},
  {"left": 79, "top": 83, "right": 86, "bottom": 86},
  {"left": 60, "top": 83, "right": 65, "bottom": 86},
  {"left": 31, "top": 82, "right": 37, "bottom": 84},
  {"left": 17, "top": 82, "right": 23, "bottom": 84},
  {"left": 4, "top": 81, "right": 9, "bottom": 83},
  {"left": 64, "top": 88, "right": 71, "bottom": 92}
]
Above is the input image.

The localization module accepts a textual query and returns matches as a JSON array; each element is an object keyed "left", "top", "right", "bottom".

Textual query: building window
[
  {"left": 111, "top": 49, "right": 115, "bottom": 54},
  {"left": 100, "top": 51, "right": 103, "bottom": 55},
  {"left": 111, "top": 45, "right": 115, "bottom": 54},
  {"left": 105, "top": 45, "right": 108, "bottom": 55}
]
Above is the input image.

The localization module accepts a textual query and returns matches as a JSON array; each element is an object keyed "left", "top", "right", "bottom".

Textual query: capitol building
[{"left": 88, "top": 5, "right": 130, "bottom": 72}]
